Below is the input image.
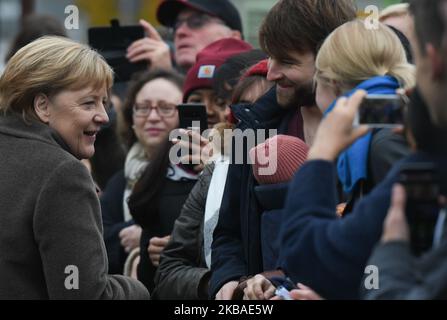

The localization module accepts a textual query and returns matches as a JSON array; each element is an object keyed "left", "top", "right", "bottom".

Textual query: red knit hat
[
  {"left": 183, "top": 38, "right": 252, "bottom": 102},
  {"left": 227, "top": 59, "right": 269, "bottom": 124},
  {"left": 242, "top": 59, "right": 269, "bottom": 80},
  {"left": 249, "top": 135, "right": 309, "bottom": 185}
]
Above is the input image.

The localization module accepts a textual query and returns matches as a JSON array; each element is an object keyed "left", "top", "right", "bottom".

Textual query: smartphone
[
  {"left": 88, "top": 19, "right": 146, "bottom": 82},
  {"left": 398, "top": 163, "right": 442, "bottom": 256},
  {"left": 355, "top": 94, "right": 406, "bottom": 128},
  {"left": 177, "top": 103, "right": 208, "bottom": 135}
]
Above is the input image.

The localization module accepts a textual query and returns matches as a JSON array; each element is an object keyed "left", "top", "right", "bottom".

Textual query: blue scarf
[{"left": 324, "top": 76, "right": 400, "bottom": 193}]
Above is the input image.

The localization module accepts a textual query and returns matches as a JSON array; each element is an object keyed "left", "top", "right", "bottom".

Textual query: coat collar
[{"left": 0, "top": 112, "right": 74, "bottom": 157}]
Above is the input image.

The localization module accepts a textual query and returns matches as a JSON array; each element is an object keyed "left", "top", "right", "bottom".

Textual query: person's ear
[
  {"left": 426, "top": 43, "right": 446, "bottom": 80},
  {"left": 229, "top": 30, "right": 242, "bottom": 40},
  {"left": 33, "top": 93, "right": 51, "bottom": 123}
]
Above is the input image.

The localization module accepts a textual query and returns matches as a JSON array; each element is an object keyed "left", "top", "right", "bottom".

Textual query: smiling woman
[{"left": 0, "top": 36, "right": 149, "bottom": 299}]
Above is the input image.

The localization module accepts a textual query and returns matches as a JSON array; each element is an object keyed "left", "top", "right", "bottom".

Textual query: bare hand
[
  {"left": 381, "top": 184, "right": 410, "bottom": 243},
  {"left": 126, "top": 19, "right": 172, "bottom": 70},
  {"left": 148, "top": 235, "right": 171, "bottom": 267},
  {"left": 173, "top": 129, "right": 211, "bottom": 172},
  {"left": 308, "top": 90, "right": 370, "bottom": 162},
  {"left": 289, "top": 283, "right": 324, "bottom": 300},
  {"left": 119, "top": 224, "right": 142, "bottom": 253},
  {"left": 215, "top": 281, "right": 238, "bottom": 300},
  {"left": 243, "top": 274, "right": 276, "bottom": 300}
]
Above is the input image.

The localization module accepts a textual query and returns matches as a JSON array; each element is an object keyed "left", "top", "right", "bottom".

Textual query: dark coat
[
  {"left": 209, "top": 86, "right": 300, "bottom": 297},
  {"left": 0, "top": 114, "right": 149, "bottom": 299},
  {"left": 278, "top": 152, "right": 447, "bottom": 299},
  {"left": 137, "top": 177, "right": 196, "bottom": 294},
  {"left": 100, "top": 170, "right": 134, "bottom": 275},
  {"left": 255, "top": 182, "right": 290, "bottom": 271},
  {"left": 363, "top": 239, "right": 447, "bottom": 299}
]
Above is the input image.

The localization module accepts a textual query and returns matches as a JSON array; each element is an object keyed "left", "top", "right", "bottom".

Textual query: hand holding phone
[{"left": 175, "top": 103, "right": 208, "bottom": 172}]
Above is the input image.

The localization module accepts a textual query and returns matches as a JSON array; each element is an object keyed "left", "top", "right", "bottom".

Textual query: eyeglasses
[
  {"left": 133, "top": 101, "right": 177, "bottom": 118},
  {"left": 173, "top": 13, "right": 225, "bottom": 32}
]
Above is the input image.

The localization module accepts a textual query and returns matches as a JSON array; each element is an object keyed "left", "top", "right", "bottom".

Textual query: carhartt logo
[{"left": 198, "top": 65, "right": 216, "bottom": 79}]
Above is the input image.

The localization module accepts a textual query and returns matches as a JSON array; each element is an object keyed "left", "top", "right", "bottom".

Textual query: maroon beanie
[
  {"left": 183, "top": 38, "right": 252, "bottom": 102},
  {"left": 249, "top": 135, "right": 309, "bottom": 185}
]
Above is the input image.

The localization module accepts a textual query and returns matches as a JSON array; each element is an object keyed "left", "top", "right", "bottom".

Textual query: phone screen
[
  {"left": 356, "top": 94, "right": 405, "bottom": 128},
  {"left": 398, "top": 163, "right": 441, "bottom": 256}
]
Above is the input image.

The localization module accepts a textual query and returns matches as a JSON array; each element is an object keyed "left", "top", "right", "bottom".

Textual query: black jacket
[
  {"left": 255, "top": 182, "right": 290, "bottom": 271},
  {"left": 278, "top": 152, "right": 447, "bottom": 299},
  {"left": 137, "top": 178, "right": 196, "bottom": 294},
  {"left": 100, "top": 170, "right": 134, "bottom": 275}
]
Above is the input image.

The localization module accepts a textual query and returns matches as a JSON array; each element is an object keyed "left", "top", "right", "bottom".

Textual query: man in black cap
[{"left": 127, "top": 0, "right": 243, "bottom": 73}]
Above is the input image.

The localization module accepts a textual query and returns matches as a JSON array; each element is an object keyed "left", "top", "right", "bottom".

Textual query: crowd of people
[{"left": 0, "top": 0, "right": 446, "bottom": 300}]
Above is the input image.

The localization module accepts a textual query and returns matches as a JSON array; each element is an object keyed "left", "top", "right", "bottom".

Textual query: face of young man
[{"left": 266, "top": 51, "right": 316, "bottom": 109}]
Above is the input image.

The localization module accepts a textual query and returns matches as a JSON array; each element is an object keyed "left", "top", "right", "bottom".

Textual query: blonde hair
[
  {"left": 0, "top": 36, "right": 113, "bottom": 120},
  {"left": 315, "top": 20, "right": 415, "bottom": 92},
  {"left": 379, "top": 3, "right": 410, "bottom": 21}
]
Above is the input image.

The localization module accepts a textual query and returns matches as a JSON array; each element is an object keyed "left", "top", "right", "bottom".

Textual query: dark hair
[
  {"left": 5, "top": 14, "right": 66, "bottom": 62},
  {"left": 410, "top": 0, "right": 447, "bottom": 53},
  {"left": 119, "top": 69, "right": 184, "bottom": 149},
  {"left": 259, "top": 0, "right": 357, "bottom": 59},
  {"left": 213, "top": 49, "right": 267, "bottom": 101},
  {"left": 127, "top": 139, "right": 172, "bottom": 227},
  {"left": 407, "top": 87, "right": 447, "bottom": 155}
]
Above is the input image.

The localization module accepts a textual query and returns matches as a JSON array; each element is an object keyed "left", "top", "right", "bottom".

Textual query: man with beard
[{"left": 209, "top": 0, "right": 357, "bottom": 300}]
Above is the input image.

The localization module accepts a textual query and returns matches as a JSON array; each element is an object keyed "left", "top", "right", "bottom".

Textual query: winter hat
[
  {"left": 157, "top": 0, "right": 243, "bottom": 34},
  {"left": 183, "top": 38, "right": 252, "bottom": 102},
  {"left": 250, "top": 135, "right": 309, "bottom": 185},
  {"left": 227, "top": 59, "right": 270, "bottom": 124}
]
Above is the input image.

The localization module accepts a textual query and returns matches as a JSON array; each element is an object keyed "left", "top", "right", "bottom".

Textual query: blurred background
[{"left": 0, "top": 0, "right": 403, "bottom": 72}]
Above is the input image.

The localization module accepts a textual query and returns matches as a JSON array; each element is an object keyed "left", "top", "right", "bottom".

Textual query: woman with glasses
[{"left": 101, "top": 70, "right": 198, "bottom": 291}]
